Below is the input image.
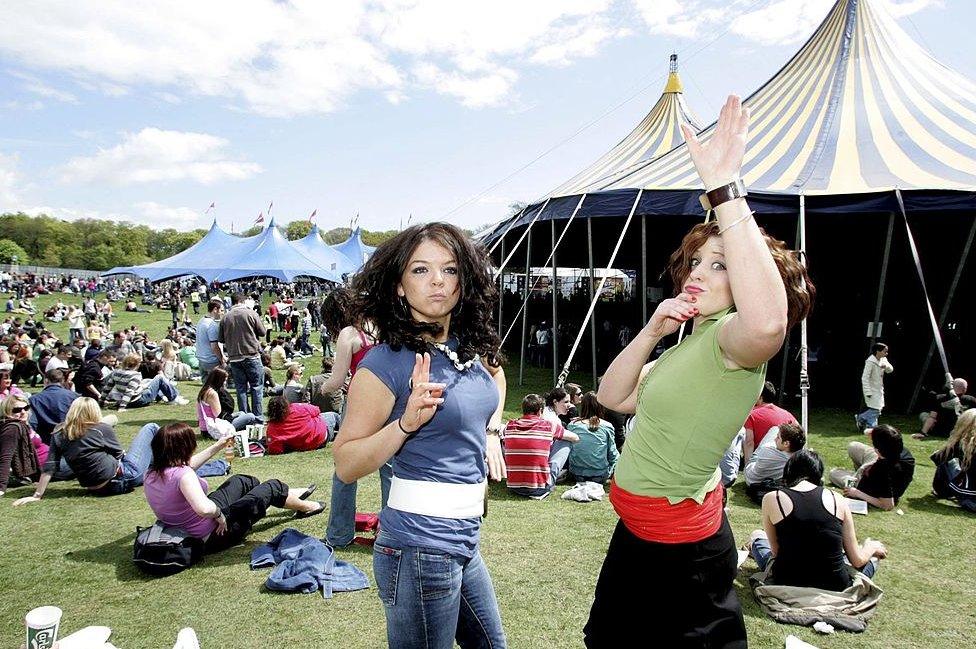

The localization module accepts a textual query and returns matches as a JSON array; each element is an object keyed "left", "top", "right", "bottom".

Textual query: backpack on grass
[{"left": 133, "top": 522, "right": 204, "bottom": 576}]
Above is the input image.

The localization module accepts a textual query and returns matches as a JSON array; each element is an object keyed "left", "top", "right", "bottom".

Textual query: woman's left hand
[
  {"left": 681, "top": 94, "right": 749, "bottom": 189},
  {"left": 486, "top": 435, "right": 506, "bottom": 482}
]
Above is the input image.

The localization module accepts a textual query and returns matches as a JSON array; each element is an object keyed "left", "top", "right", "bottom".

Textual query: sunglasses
[{"left": 12, "top": 405, "right": 30, "bottom": 414}]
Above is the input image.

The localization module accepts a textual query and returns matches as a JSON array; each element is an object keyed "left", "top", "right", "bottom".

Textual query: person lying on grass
[{"left": 144, "top": 422, "right": 324, "bottom": 555}]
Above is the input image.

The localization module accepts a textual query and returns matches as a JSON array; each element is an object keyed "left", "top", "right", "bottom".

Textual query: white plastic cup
[{"left": 25, "top": 606, "right": 62, "bottom": 649}]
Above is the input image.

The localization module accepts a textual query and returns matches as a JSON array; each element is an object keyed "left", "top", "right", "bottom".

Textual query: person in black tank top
[{"left": 749, "top": 450, "right": 888, "bottom": 591}]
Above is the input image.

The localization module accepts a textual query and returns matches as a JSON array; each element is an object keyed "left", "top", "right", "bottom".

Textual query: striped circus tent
[
  {"left": 546, "top": 54, "right": 702, "bottom": 197},
  {"left": 604, "top": 0, "right": 976, "bottom": 195},
  {"left": 485, "top": 0, "right": 976, "bottom": 416}
]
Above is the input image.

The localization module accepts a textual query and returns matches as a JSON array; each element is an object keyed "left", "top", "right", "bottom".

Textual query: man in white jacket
[{"left": 856, "top": 342, "right": 893, "bottom": 430}]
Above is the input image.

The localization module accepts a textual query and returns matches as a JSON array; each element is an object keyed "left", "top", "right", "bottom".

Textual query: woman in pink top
[{"left": 144, "top": 423, "right": 324, "bottom": 553}]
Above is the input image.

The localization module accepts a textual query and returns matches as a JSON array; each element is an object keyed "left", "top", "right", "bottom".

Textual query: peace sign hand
[
  {"left": 400, "top": 353, "right": 446, "bottom": 434},
  {"left": 681, "top": 94, "right": 750, "bottom": 190}
]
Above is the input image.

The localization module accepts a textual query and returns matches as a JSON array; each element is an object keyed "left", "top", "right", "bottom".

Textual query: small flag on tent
[
  {"left": 254, "top": 212, "right": 264, "bottom": 225},
  {"left": 204, "top": 202, "right": 215, "bottom": 214},
  {"left": 267, "top": 201, "right": 274, "bottom": 216},
  {"left": 308, "top": 209, "right": 317, "bottom": 224}
]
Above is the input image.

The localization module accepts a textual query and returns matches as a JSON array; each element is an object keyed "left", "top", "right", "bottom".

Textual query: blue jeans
[
  {"left": 198, "top": 360, "right": 218, "bottom": 384},
  {"left": 856, "top": 407, "right": 880, "bottom": 428},
  {"left": 131, "top": 375, "right": 179, "bottom": 407},
  {"left": 232, "top": 412, "right": 259, "bottom": 431},
  {"left": 750, "top": 536, "right": 877, "bottom": 578},
  {"left": 326, "top": 462, "right": 393, "bottom": 547},
  {"left": 373, "top": 533, "right": 506, "bottom": 649},
  {"left": 320, "top": 411, "right": 340, "bottom": 442},
  {"left": 229, "top": 357, "right": 264, "bottom": 416}
]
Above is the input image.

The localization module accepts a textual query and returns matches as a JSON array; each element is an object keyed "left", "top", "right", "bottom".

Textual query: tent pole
[
  {"left": 641, "top": 214, "right": 648, "bottom": 324},
  {"left": 519, "top": 227, "right": 532, "bottom": 387},
  {"left": 497, "top": 239, "right": 506, "bottom": 336},
  {"left": 869, "top": 212, "right": 895, "bottom": 347},
  {"left": 799, "top": 195, "right": 809, "bottom": 433},
  {"left": 551, "top": 219, "right": 559, "bottom": 386},
  {"left": 556, "top": 190, "right": 641, "bottom": 389},
  {"left": 908, "top": 210, "right": 976, "bottom": 411},
  {"left": 587, "top": 217, "right": 597, "bottom": 390}
]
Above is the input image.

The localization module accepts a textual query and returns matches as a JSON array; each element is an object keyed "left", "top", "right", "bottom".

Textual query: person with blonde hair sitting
[
  {"left": 159, "top": 338, "right": 194, "bottom": 382},
  {"left": 931, "top": 408, "right": 976, "bottom": 512},
  {"left": 12, "top": 397, "right": 226, "bottom": 503}
]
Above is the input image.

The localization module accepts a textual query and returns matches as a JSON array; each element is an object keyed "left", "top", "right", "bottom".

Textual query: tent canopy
[
  {"left": 291, "top": 225, "right": 358, "bottom": 278},
  {"left": 331, "top": 227, "right": 376, "bottom": 269}
]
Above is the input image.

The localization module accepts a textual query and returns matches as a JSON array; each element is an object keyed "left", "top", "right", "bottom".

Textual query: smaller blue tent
[
  {"left": 291, "top": 225, "right": 357, "bottom": 278},
  {"left": 331, "top": 227, "right": 375, "bottom": 270}
]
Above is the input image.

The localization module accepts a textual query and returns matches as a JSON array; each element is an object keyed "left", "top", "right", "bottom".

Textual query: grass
[{"left": 1, "top": 291, "right": 974, "bottom": 648}]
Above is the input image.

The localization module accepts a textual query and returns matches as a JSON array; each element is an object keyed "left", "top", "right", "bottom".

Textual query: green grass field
[{"left": 1, "top": 291, "right": 973, "bottom": 648}]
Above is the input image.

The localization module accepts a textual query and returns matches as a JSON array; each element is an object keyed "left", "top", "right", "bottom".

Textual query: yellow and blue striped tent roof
[
  {"left": 546, "top": 54, "right": 702, "bottom": 198},
  {"left": 600, "top": 0, "right": 976, "bottom": 195}
]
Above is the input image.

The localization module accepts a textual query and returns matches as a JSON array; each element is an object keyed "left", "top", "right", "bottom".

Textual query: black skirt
[{"left": 584, "top": 515, "right": 746, "bottom": 648}]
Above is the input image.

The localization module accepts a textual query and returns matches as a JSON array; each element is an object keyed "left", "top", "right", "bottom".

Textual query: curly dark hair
[
  {"left": 320, "top": 286, "right": 353, "bottom": 340},
  {"left": 266, "top": 395, "right": 290, "bottom": 423},
  {"left": 665, "top": 221, "right": 815, "bottom": 329},
  {"left": 349, "top": 223, "right": 504, "bottom": 366}
]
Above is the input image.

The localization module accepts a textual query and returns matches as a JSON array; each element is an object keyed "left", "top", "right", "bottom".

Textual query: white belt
[{"left": 387, "top": 476, "right": 486, "bottom": 519}]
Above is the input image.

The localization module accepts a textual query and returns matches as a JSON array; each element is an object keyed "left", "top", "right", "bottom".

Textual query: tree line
[{"left": 0, "top": 212, "right": 402, "bottom": 271}]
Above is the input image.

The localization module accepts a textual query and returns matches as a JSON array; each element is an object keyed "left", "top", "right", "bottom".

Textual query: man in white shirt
[
  {"left": 856, "top": 343, "right": 894, "bottom": 431},
  {"left": 45, "top": 344, "right": 73, "bottom": 373}
]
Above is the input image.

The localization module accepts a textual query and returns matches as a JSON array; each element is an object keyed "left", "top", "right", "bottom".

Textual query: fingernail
[{"left": 690, "top": 297, "right": 697, "bottom": 302}]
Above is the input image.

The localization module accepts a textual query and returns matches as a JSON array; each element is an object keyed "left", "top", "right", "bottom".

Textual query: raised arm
[{"left": 682, "top": 96, "right": 787, "bottom": 369}]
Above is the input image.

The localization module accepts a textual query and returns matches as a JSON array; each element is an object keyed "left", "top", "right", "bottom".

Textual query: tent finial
[{"left": 665, "top": 53, "right": 683, "bottom": 93}]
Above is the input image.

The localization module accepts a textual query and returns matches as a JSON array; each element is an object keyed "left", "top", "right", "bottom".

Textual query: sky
[{"left": 0, "top": 0, "right": 973, "bottom": 234}]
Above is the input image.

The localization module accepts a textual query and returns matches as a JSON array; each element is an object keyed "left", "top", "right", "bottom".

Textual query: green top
[{"left": 614, "top": 307, "right": 766, "bottom": 504}]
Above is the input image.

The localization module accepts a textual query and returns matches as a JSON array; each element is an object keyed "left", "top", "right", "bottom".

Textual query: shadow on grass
[
  {"left": 63, "top": 510, "right": 298, "bottom": 579},
  {"left": 903, "top": 494, "right": 976, "bottom": 519}
]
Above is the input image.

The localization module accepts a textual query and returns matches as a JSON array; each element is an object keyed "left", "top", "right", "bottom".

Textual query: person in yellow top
[{"left": 584, "top": 96, "right": 815, "bottom": 648}]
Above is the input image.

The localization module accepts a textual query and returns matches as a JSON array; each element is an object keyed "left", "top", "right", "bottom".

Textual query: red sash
[{"left": 609, "top": 479, "right": 724, "bottom": 544}]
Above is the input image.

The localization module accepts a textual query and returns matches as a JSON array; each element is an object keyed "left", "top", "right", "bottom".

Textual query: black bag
[{"left": 133, "top": 522, "right": 205, "bottom": 576}]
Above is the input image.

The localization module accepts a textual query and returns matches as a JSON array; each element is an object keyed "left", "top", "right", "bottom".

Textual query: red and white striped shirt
[{"left": 504, "top": 415, "right": 564, "bottom": 490}]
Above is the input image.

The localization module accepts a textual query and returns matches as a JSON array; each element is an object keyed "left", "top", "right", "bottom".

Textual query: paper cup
[{"left": 25, "top": 606, "right": 61, "bottom": 649}]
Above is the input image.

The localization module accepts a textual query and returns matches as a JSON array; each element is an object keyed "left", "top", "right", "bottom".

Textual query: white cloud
[
  {"left": 0, "top": 152, "right": 23, "bottom": 206},
  {"left": 132, "top": 201, "right": 207, "bottom": 227},
  {"left": 0, "top": 0, "right": 629, "bottom": 115},
  {"left": 1, "top": 99, "right": 45, "bottom": 111},
  {"left": 9, "top": 71, "right": 78, "bottom": 103},
  {"left": 633, "top": 0, "right": 941, "bottom": 46},
  {"left": 60, "top": 127, "right": 262, "bottom": 185}
]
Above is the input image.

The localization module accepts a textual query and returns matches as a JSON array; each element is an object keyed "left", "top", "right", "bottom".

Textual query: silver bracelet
[{"left": 717, "top": 210, "right": 755, "bottom": 235}]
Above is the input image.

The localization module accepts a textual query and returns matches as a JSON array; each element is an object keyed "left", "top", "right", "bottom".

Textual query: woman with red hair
[{"left": 585, "top": 96, "right": 815, "bottom": 647}]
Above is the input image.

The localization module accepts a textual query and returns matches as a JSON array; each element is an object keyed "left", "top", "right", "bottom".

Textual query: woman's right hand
[
  {"left": 642, "top": 293, "right": 699, "bottom": 339},
  {"left": 865, "top": 538, "right": 887, "bottom": 559},
  {"left": 400, "top": 353, "right": 446, "bottom": 434}
]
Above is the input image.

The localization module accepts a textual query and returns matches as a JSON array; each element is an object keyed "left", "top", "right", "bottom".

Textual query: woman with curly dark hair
[
  {"left": 585, "top": 96, "right": 815, "bottom": 647},
  {"left": 333, "top": 222, "right": 508, "bottom": 648}
]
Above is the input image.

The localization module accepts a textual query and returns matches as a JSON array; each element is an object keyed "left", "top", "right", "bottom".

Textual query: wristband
[
  {"left": 398, "top": 417, "right": 420, "bottom": 439},
  {"left": 699, "top": 179, "right": 748, "bottom": 211}
]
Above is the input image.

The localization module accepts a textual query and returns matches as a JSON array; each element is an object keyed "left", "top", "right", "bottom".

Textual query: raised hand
[
  {"left": 642, "top": 292, "right": 699, "bottom": 339},
  {"left": 400, "top": 353, "right": 446, "bottom": 434},
  {"left": 681, "top": 94, "right": 750, "bottom": 189}
]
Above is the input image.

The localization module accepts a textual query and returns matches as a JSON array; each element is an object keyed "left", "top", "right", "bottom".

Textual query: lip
[
  {"left": 429, "top": 294, "right": 447, "bottom": 300},
  {"left": 684, "top": 284, "right": 704, "bottom": 294}
]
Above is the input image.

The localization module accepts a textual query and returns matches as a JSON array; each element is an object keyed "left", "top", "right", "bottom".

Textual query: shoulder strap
[
  {"left": 147, "top": 521, "right": 166, "bottom": 543},
  {"left": 775, "top": 490, "right": 788, "bottom": 518},
  {"left": 827, "top": 487, "right": 839, "bottom": 517}
]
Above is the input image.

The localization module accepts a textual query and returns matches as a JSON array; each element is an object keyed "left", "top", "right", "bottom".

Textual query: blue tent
[
  {"left": 290, "top": 225, "right": 356, "bottom": 279},
  {"left": 331, "top": 227, "right": 375, "bottom": 269},
  {"left": 208, "top": 218, "right": 340, "bottom": 283}
]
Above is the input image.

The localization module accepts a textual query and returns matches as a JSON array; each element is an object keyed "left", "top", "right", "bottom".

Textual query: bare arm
[
  {"left": 484, "top": 362, "right": 507, "bottom": 481},
  {"left": 189, "top": 436, "right": 232, "bottom": 471},
  {"left": 760, "top": 491, "right": 782, "bottom": 557},
  {"left": 319, "top": 327, "right": 357, "bottom": 395},
  {"left": 742, "top": 427, "right": 756, "bottom": 466},
  {"left": 837, "top": 494, "right": 887, "bottom": 567},
  {"left": 844, "top": 485, "right": 895, "bottom": 511},
  {"left": 681, "top": 97, "right": 787, "bottom": 369},
  {"left": 178, "top": 469, "right": 221, "bottom": 518},
  {"left": 204, "top": 388, "right": 221, "bottom": 418}
]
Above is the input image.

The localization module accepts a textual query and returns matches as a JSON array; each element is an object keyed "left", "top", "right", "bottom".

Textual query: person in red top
[
  {"left": 743, "top": 381, "right": 797, "bottom": 466},
  {"left": 504, "top": 393, "right": 579, "bottom": 498},
  {"left": 264, "top": 395, "right": 339, "bottom": 454}
]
